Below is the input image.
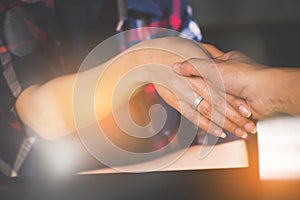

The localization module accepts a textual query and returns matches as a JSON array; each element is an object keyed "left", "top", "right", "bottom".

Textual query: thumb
[
  {"left": 172, "top": 43, "right": 225, "bottom": 77},
  {"left": 172, "top": 58, "right": 217, "bottom": 81},
  {"left": 172, "top": 58, "right": 201, "bottom": 76}
]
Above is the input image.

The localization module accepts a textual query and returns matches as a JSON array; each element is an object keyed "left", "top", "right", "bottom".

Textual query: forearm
[
  {"left": 15, "top": 74, "right": 76, "bottom": 140},
  {"left": 15, "top": 37, "right": 205, "bottom": 140},
  {"left": 94, "top": 37, "right": 206, "bottom": 122}
]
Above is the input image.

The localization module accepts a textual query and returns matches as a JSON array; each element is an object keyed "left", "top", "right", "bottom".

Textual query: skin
[
  {"left": 173, "top": 43, "right": 300, "bottom": 120},
  {"left": 15, "top": 37, "right": 254, "bottom": 140}
]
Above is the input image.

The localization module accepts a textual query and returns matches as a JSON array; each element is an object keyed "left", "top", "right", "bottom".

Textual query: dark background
[{"left": 190, "top": 0, "right": 300, "bottom": 67}]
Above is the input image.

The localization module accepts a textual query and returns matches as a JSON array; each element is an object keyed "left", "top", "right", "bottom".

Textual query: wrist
[
  {"left": 272, "top": 68, "right": 300, "bottom": 115},
  {"left": 260, "top": 68, "right": 291, "bottom": 114}
]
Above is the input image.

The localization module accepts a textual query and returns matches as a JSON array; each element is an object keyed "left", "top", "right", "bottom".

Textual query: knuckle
[
  {"left": 231, "top": 97, "right": 246, "bottom": 108},
  {"left": 214, "top": 95, "right": 225, "bottom": 107},
  {"left": 199, "top": 102, "right": 211, "bottom": 117},
  {"left": 209, "top": 92, "right": 226, "bottom": 109},
  {"left": 224, "top": 105, "right": 248, "bottom": 126},
  {"left": 225, "top": 122, "right": 239, "bottom": 133},
  {"left": 231, "top": 112, "right": 247, "bottom": 126}
]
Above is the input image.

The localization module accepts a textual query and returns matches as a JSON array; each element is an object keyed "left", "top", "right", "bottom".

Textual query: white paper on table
[{"left": 79, "top": 140, "right": 248, "bottom": 175}]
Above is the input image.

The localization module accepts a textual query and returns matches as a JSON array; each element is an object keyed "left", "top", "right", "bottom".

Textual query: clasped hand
[{"left": 150, "top": 40, "right": 258, "bottom": 139}]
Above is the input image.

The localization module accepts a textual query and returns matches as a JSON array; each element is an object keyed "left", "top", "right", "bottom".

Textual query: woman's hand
[
  {"left": 172, "top": 43, "right": 284, "bottom": 120},
  {"left": 155, "top": 74, "right": 256, "bottom": 139},
  {"left": 127, "top": 37, "right": 255, "bottom": 139}
]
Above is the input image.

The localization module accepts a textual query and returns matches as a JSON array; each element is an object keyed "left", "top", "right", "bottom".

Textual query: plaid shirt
[
  {"left": 0, "top": 0, "right": 60, "bottom": 177},
  {"left": 0, "top": 35, "right": 36, "bottom": 177},
  {"left": 117, "top": 0, "right": 202, "bottom": 50}
]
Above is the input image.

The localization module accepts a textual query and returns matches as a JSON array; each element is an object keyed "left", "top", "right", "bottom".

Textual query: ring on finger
[{"left": 192, "top": 96, "right": 204, "bottom": 111}]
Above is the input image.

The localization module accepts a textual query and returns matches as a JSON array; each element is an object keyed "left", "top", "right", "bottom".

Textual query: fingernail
[
  {"left": 220, "top": 132, "right": 227, "bottom": 139},
  {"left": 241, "top": 132, "right": 248, "bottom": 139},
  {"left": 235, "top": 128, "right": 248, "bottom": 139},
  {"left": 172, "top": 63, "right": 182, "bottom": 73},
  {"left": 239, "top": 105, "right": 252, "bottom": 118},
  {"left": 244, "top": 123, "right": 257, "bottom": 134},
  {"left": 214, "top": 129, "right": 227, "bottom": 138}
]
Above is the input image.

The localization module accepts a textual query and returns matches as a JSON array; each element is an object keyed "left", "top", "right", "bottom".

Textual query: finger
[
  {"left": 173, "top": 58, "right": 201, "bottom": 77},
  {"left": 188, "top": 76, "right": 250, "bottom": 117},
  {"left": 178, "top": 101, "right": 227, "bottom": 138},
  {"left": 224, "top": 102, "right": 256, "bottom": 135},
  {"left": 172, "top": 43, "right": 224, "bottom": 76},
  {"left": 188, "top": 77, "right": 226, "bottom": 110},
  {"left": 173, "top": 58, "right": 223, "bottom": 92},
  {"left": 225, "top": 95, "right": 257, "bottom": 134},
  {"left": 173, "top": 57, "right": 217, "bottom": 79},
  {"left": 188, "top": 77, "right": 210, "bottom": 100},
  {"left": 154, "top": 86, "right": 226, "bottom": 138},
  {"left": 212, "top": 98, "right": 256, "bottom": 135},
  {"left": 200, "top": 43, "right": 225, "bottom": 58},
  {"left": 195, "top": 99, "right": 248, "bottom": 138},
  {"left": 187, "top": 77, "right": 256, "bottom": 134},
  {"left": 154, "top": 78, "right": 248, "bottom": 138},
  {"left": 226, "top": 94, "right": 252, "bottom": 118}
]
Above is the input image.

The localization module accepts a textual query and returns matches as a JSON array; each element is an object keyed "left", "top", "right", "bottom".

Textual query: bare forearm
[
  {"left": 15, "top": 74, "right": 76, "bottom": 140},
  {"left": 94, "top": 37, "right": 207, "bottom": 121},
  {"left": 15, "top": 37, "right": 209, "bottom": 140}
]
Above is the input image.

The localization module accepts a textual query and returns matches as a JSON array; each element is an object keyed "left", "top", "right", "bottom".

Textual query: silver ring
[{"left": 192, "top": 96, "right": 204, "bottom": 110}]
